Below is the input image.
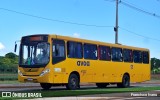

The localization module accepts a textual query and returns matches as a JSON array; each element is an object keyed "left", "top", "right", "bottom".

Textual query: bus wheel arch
[
  {"left": 117, "top": 73, "right": 130, "bottom": 88},
  {"left": 40, "top": 83, "right": 52, "bottom": 90},
  {"left": 66, "top": 71, "right": 80, "bottom": 90},
  {"left": 96, "top": 83, "right": 109, "bottom": 88}
]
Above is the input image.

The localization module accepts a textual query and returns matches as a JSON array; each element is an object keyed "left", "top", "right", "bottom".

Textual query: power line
[
  {"left": 0, "top": 7, "right": 113, "bottom": 28},
  {"left": 119, "top": 0, "right": 160, "bottom": 19},
  {"left": 104, "top": 0, "right": 160, "bottom": 19},
  {"left": 119, "top": 27, "right": 160, "bottom": 42},
  {"left": 1, "top": 5, "right": 160, "bottom": 42},
  {"left": 104, "top": 0, "right": 160, "bottom": 42}
]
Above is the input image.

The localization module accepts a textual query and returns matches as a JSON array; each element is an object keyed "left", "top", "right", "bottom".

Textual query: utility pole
[{"left": 114, "top": 0, "right": 118, "bottom": 44}]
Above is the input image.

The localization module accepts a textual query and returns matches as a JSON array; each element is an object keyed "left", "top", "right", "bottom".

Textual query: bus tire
[
  {"left": 96, "top": 83, "right": 108, "bottom": 88},
  {"left": 40, "top": 83, "right": 52, "bottom": 90},
  {"left": 117, "top": 74, "right": 130, "bottom": 88},
  {"left": 66, "top": 74, "right": 79, "bottom": 90}
]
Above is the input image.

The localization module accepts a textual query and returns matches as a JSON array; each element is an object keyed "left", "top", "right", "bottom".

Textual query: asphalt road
[{"left": 1, "top": 82, "right": 160, "bottom": 91}]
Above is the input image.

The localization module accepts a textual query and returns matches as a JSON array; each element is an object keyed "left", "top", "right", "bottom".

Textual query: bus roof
[
  {"left": 47, "top": 34, "right": 149, "bottom": 51},
  {"left": 23, "top": 34, "right": 149, "bottom": 51}
]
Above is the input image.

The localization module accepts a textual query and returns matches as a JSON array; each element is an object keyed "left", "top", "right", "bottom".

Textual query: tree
[
  {"left": 5, "top": 52, "right": 18, "bottom": 64},
  {"left": 151, "top": 58, "right": 160, "bottom": 73},
  {"left": 0, "top": 53, "right": 18, "bottom": 73},
  {"left": 0, "top": 57, "right": 11, "bottom": 65},
  {"left": 5, "top": 52, "right": 18, "bottom": 59}
]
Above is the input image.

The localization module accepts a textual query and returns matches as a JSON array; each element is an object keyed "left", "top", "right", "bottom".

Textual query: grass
[
  {"left": 0, "top": 73, "right": 160, "bottom": 99},
  {"left": 0, "top": 74, "right": 17, "bottom": 81},
  {"left": 40, "top": 86, "right": 160, "bottom": 97},
  {"left": 0, "top": 80, "right": 20, "bottom": 84}
]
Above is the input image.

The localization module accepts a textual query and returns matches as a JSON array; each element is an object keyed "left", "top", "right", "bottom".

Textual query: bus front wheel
[
  {"left": 117, "top": 74, "right": 130, "bottom": 88},
  {"left": 66, "top": 74, "right": 79, "bottom": 90},
  {"left": 40, "top": 83, "right": 52, "bottom": 90}
]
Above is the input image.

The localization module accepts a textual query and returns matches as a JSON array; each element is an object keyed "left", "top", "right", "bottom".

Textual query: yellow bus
[{"left": 16, "top": 34, "right": 150, "bottom": 90}]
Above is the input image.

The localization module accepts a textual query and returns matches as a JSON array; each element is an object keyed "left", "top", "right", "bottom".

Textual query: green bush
[{"left": 152, "top": 68, "right": 160, "bottom": 74}]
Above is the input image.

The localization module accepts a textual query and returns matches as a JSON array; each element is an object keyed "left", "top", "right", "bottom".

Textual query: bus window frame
[{"left": 52, "top": 39, "right": 66, "bottom": 64}]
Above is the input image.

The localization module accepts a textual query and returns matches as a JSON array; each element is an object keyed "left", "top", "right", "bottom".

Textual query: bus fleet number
[{"left": 77, "top": 61, "right": 90, "bottom": 66}]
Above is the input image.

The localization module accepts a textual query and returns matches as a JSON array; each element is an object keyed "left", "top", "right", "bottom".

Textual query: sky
[{"left": 0, "top": 0, "right": 160, "bottom": 59}]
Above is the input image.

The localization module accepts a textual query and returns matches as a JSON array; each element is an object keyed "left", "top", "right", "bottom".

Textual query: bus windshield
[{"left": 19, "top": 42, "right": 50, "bottom": 67}]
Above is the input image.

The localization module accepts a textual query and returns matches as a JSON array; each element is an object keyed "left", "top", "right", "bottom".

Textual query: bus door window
[
  {"left": 54, "top": 44, "right": 64, "bottom": 57},
  {"left": 52, "top": 39, "right": 65, "bottom": 64}
]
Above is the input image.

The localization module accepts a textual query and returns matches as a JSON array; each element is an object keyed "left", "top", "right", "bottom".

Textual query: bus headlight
[
  {"left": 39, "top": 69, "right": 50, "bottom": 76},
  {"left": 18, "top": 69, "right": 23, "bottom": 76}
]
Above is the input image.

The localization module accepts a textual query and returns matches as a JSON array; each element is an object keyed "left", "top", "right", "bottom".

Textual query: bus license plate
[{"left": 27, "top": 78, "right": 33, "bottom": 81}]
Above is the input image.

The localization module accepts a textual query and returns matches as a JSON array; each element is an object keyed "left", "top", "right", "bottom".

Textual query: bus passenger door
[{"left": 52, "top": 39, "right": 66, "bottom": 83}]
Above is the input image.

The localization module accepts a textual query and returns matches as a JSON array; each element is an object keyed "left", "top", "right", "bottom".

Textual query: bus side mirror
[
  {"left": 14, "top": 40, "right": 20, "bottom": 53},
  {"left": 14, "top": 43, "right": 17, "bottom": 52}
]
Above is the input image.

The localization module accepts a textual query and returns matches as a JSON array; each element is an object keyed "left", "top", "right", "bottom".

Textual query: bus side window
[
  {"left": 106, "top": 46, "right": 111, "bottom": 61},
  {"left": 52, "top": 39, "right": 66, "bottom": 64},
  {"left": 123, "top": 49, "right": 132, "bottom": 62},
  {"left": 84, "top": 43, "right": 97, "bottom": 60},
  {"left": 99, "top": 46, "right": 111, "bottom": 61},
  {"left": 111, "top": 48, "right": 116, "bottom": 61},
  {"left": 119, "top": 49, "right": 123, "bottom": 61},
  {"left": 143, "top": 51, "right": 149, "bottom": 64},
  {"left": 67, "top": 41, "right": 83, "bottom": 58},
  {"left": 99, "top": 46, "right": 106, "bottom": 60},
  {"left": 133, "top": 50, "right": 142, "bottom": 63},
  {"left": 111, "top": 47, "right": 123, "bottom": 62}
]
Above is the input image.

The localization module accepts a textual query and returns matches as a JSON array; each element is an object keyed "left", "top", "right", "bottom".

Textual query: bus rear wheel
[
  {"left": 96, "top": 83, "right": 108, "bottom": 88},
  {"left": 117, "top": 74, "right": 130, "bottom": 88},
  {"left": 66, "top": 74, "right": 79, "bottom": 90},
  {"left": 40, "top": 83, "right": 52, "bottom": 90}
]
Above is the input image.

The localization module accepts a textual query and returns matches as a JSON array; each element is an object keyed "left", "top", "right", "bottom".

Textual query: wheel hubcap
[
  {"left": 124, "top": 77, "right": 129, "bottom": 86},
  {"left": 71, "top": 78, "right": 76, "bottom": 88}
]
